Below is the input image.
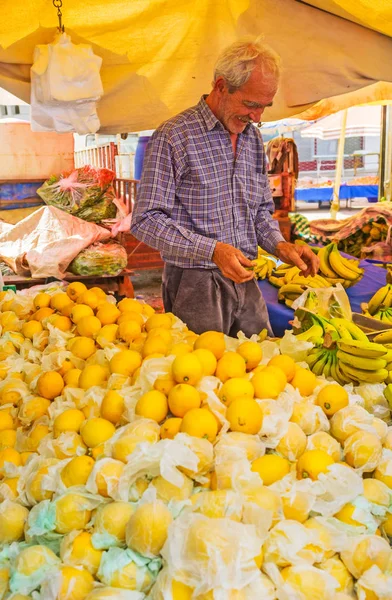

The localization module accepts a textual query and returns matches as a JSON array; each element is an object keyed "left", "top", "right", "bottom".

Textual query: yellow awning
[{"left": 0, "top": 0, "right": 391, "bottom": 133}]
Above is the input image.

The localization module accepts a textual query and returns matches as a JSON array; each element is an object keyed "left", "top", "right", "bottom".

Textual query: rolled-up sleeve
[{"left": 130, "top": 131, "right": 217, "bottom": 262}]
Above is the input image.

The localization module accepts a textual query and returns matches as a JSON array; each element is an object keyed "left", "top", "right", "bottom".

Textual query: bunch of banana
[
  {"left": 365, "top": 283, "right": 392, "bottom": 319},
  {"left": 251, "top": 254, "right": 276, "bottom": 280},
  {"left": 318, "top": 242, "right": 364, "bottom": 287},
  {"left": 270, "top": 264, "right": 333, "bottom": 307},
  {"left": 299, "top": 313, "right": 392, "bottom": 385}
]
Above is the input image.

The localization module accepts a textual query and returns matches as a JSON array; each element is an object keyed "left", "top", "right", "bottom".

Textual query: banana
[
  {"left": 279, "top": 284, "right": 306, "bottom": 296},
  {"left": 383, "top": 384, "right": 392, "bottom": 410},
  {"left": 312, "top": 352, "right": 330, "bottom": 376},
  {"left": 339, "top": 362, "right": 388, "bottom": 384},
  {"left": 339, "top": 254, "right": 364, "bottom": 276},
  {"left": 335, "top": 361, "right": 352, "bottom": 385},
  {"left": 329, "top": 319, "right": 353, "bottom": 341},
  {"left": 306, "top": 349, "right": 326, "bottom": 369},
  {"left": 285, "top": 266, "right": 302, "bottom": 283},
  {"left": 258, "top": 328, "right": 268, "bottom": 342},
  {"left": 381, "top": 286, "right": 392, "bottom": 308},
  {"left": 367, "top": 285, "right": 390, "bottom": 316},
  {"left": 328, "top": 245, "right": 363, "bottom": 281},
  {"left": 323, "top": 353, "right": 333, "bottom": 378},
  {"left": 296, "top": 324, "right": 324, "bottom": 342},
  {"left": 373, "top": 330, "right": 392, "bottom": 344},
  {"left": 337, "top": 339, "right": 388, "bottom": 358},
  {"left": 318, "top": 245, "right": 337, "bottom": 278},
  {"left": 269, "top": 276, "right": 285, "bottom": 288},
  {"left": 330, "top": 318, "right": 368, "bottom": 342},
  {"left": 336, "top": 349, "right": 387, "bottom": 371}
]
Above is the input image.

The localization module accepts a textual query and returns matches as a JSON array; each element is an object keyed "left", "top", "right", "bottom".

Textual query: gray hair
[{"left": 213, "top": 36, "right": 281, "bottom": 92}]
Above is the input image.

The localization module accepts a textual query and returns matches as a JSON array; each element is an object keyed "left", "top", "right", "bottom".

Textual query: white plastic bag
[{"left": 31, "top": 32, "right": 103, "bottom": 134}]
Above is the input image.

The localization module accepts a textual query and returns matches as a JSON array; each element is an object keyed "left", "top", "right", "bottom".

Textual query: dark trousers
[{"left": 162, "top": 264, "right": 273, "bottom": 338}]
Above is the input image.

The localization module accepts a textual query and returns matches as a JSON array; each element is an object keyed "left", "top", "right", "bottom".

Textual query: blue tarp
[
  {"left": 295, "top": 184, "right": 378, "bottom": 203},
  {"left": 258, "top": 259, "right": 386, "bottom": 337},
  {"left": 0, "top": 181, "right": 44, "bottom": 210}
]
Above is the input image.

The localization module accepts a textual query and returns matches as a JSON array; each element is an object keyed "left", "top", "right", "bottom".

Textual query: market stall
[{"left": 295, "top": 183, "right": 379, "bottom": 206}]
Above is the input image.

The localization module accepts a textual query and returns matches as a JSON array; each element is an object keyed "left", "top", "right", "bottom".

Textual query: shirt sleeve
[
  {"left": 254, "top": 139, "right": 285, "bottom": 255},
  {"left": 130, "top": 130, "right": 217, "bottom": 262}
]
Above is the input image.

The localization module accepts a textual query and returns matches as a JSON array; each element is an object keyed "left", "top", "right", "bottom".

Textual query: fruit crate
[{"left": 352, "top": 312, "right": 392, "bottom": 338}]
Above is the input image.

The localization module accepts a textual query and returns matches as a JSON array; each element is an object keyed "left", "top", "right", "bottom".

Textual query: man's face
[{"left": 215, "top": 67, "right": 277, "bottom": 135}]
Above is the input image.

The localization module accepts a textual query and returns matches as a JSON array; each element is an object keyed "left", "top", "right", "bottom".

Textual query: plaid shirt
[{"left": 130, "top": 96, "right": 285, "bottom": 268}]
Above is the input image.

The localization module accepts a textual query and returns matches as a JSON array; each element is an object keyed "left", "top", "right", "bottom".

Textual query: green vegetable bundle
[{"left": 68, "top": 242, "right": 128, "bottom": 276}]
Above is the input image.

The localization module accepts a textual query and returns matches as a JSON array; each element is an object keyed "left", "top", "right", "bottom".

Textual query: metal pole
[
  {"left": 331, "top": 109, "right": 348, "bottom": 219},
  {"left": 379, "top": 105, "right": 387, "bottom": 201}
]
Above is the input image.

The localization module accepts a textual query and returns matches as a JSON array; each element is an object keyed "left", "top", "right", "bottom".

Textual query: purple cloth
[{"left": 130, "top": 96, "right": 285, "bottom": 268}]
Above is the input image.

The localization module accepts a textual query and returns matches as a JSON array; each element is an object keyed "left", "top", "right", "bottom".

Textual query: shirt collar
[{"left": 197, "top": 95, "right": 252, "bottom": 135}]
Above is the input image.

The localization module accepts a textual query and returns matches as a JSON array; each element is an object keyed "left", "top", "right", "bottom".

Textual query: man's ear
[{"left": 213, "top": 76, "right": 226, "bottom": 94}]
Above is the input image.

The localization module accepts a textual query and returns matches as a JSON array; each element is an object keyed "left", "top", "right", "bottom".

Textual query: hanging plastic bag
[{"left": 31, "top": 32, "right": 103, "bottom": 134}]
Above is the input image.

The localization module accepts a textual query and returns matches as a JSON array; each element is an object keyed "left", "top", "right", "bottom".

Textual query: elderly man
[{"left": 131, "top": 36, "right": 318, "bottom": 336}]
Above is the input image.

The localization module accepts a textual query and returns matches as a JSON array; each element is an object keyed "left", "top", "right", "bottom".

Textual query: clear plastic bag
[
  {"left": 37, "top": 166, "right": 117, "bottom": 223},
  {"left": 69, "top": 242, "right": 128, "bottom": 277}
]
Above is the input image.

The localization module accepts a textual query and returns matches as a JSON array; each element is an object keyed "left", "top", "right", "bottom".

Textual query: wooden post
[{"left": 330, "top": 109, "right": 348, "bottom": 219}]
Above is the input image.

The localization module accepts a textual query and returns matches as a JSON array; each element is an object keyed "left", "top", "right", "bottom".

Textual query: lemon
[
  {"left": 61, "top": 301, "right": 76, "bottom": 317},
  {"left": 168, "top": 383, "right": 201, "bottom": 417},
  {"left": 95, "top": 324, "right": 119, "bottom": 349},
  {"left": 21, "top": 320, "right": 43, "bottom": 339},
  {"left": 76, "top": 290, "right": 100, "bottom": 309},
  {"left": 109, "top": 349, "right": 142, "bottom": 377},
  {"left": 0, "top": 500, "right": 29, "bottom": 543},
  {"left": 363, "top": 478, "right": 391, "bottom": 508},
  {"left": 94, "top": 459, "right": 124, "bottom": 497},
  {"left": 79, "top": 365, "right": 109, "bottom": 390},
  {"left": 96, "top": 304, "right": 121, "bottom": 325},
  {"left": 52, "top": 315, "right": 73, "bottom": 332},
  {"left": 37, "top": 370, "right": 64, "bottom": 399},
  {"left": 215, "top": 351, "right": 246, "bottom": 383},
  {"left": 276, "top": 422, "right": 307, "bottom": 460},
  {"left": 117, "top": 310, "right": 144, "bottom": 326},
  {"left": 145, "top": 313, "right": 172, "bottom": 332},
  {"left": 77, "top": 315, "right": 102, "bottom": 338},
  {"left": 251, "top": 370, "right": 282, "bottom": 400},
  {"left": 88, "top": 286, "right": 107, "bottom": 300},
  {"left": 343, "top": 431, "right": 382, "bottom": 471},
  {"left": 382, "top": 512, "right": 392, "bottom": 536},
  {"left": 282, "top": 490, "right": 312, "bottom": 522},
  {"left": 50, "top": 292, "right": 71, "bottom": 312},
  {"left": 154, "top": 373, "right": 176, "bottom": 395},
  {"left": 63, "top": 368, "right": 82, "bottom": 387},
  {"left": 67, "top": 282, "right": 88, "bottom": 300},
  {"left": 296, "top": 449, "right": 335, "bottom": 480},
  {"left": 55, "top": 493, "right": 92, "bottom": 534},
  {"left": 160, "top": 417, "right": 182, "bottom": 439},
  {"left": 70, "top": 336, "right": 96, "bottom": 360},
  {"left": 268, "top": 354, "right": 296, "bottom": 382},
  {"left": 194, "top": 330, "right": 226, "bottom": 359},
  {"left": 0, "top": 448, "right": 21, "bottom": 472},
  {"left": 94, "top": 501, "right": 135, "bottom": 545},
  {"left": 172, "top": 353, "right": 203, "bottom": 385},
  {"left": 80, "top": 417, "right": 116, "bottom": 447},
  {"left": 147, "top": 327, "right": 173, "bottom": 345},
  {"left": 111, "top": 421, "right": 160, "bottom": 463},
  {"left": 330, "top": 405, "right": 373, "bottom": 444},
  {"left": 126, "top": 501, "right": 173, "bottom": 557},
  {"left": 60, "top": 531, "right": 103, "bottom": 576},
  {"left": 0, "top": 311, "right": 19, "bottom": 332},
  {"left": 180, "top": 407, "right": 218, "bottom": 442},
  {"left": 0, "top": 429, "right": 16, "bottom": 449},
  {"left": 142, "top": 303, "right": 155, "bottom": 317},
  {"left": 251, "top": 454, "right": 290, "bottom": 485},
  {"left": 61, "top": 455, "right": 95, "bottom": 487},
  {"left": 316, "top": 384, "right": 349, "bottom": 417},
  {"left": 24, "top": 423, "right": 50, "bottom": 452},
  {"left": 192, "top": 348, "right": 217, "bottom": 376},
  {"left": 101, "top": 390, "right": 125, "bottom": 424},
  {"left": 318, "top": 556, "right": 354, "bottom": 595},
  {"left": 118, "top": 297, "right": 144, "bottom": 313},
  {"left": 334, "top": 503, "right": 364, "bottom": 527},
  {"left": 54, "top": 565, "right": 94, "bottom": 600},
  {"left": 219, "top": 377, "right": 254, "bottom": 406},
  {"left": 142, "top": 336, "right": 169, "bottom": 358},
  {"left": 33, "top": 292, "right": 51, "bottom": 309},
  {"left": 0, "top": 411, "right": 14, "bottom": 431},
  {"left": 32, "top": 306, "right": 54, "bottom": 321},
  {"left": 226, "top": 397, "right": 263, "bottom": 434},
  {"left": 71, "top": 304, "right": 94, "bottom": 324},
  {"left": 18, "top": 396, "right": 51, "bottom": 424},
  {"left": 0, "top": 382, "right": 24, "bottom": 406},
  {"left": 117, "top": 320, "right": 142, "bottom": 343},
  {"left": 307, "top": 431, "right": 341, "bottom": 462},
  {"left": 2, "top": 476, "right": 19, "bottom": 497},
  {"left": 291, "top": 368, "right": 317, "bottom": 396},
  {"left": 237, "top": 341, "right": 263, "bottom": 370},
  {"left": 290, "top": 402, "right": 324, "bottom": 436},
  {"left": 135, "top": 390, "right": 168, "bottom": 423},
  {"left": 340, "top": 535, "right": 392, "bottom": 579},
  {"left": 170, "top": 342, "right": 194, "bottom": 357},
  {"left": 53, "top": 408, "right": 86, "bottom": 437}
]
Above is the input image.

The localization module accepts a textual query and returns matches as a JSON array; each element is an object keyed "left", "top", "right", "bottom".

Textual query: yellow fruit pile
[{"left": 0, "top": 283, "right": 391, "bottom": 599}]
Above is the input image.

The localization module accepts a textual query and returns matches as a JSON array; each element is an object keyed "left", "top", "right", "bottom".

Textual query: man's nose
[{"left": 249, "top": 108, "right": 264, "bottom": 123}]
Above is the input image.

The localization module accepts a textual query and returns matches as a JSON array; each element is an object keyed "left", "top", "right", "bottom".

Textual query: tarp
[
  {"left": 301, "top": 106, "right": 382, "bottom": 139},
  {"left": 0, "top": 0, "right": 391, "bottom": 133}
]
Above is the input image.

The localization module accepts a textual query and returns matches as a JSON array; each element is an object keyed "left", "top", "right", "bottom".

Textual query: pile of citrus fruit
[{"left": 0, "top": 282, "right": 391, "bottom": 599}]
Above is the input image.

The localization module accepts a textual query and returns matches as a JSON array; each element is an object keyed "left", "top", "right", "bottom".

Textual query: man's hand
[
  {"left": 212, "top": 242, "right": 255, "bottom": 284},
  {"left": 275, "top": 241, "right": 319, "bottom": 277}
]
